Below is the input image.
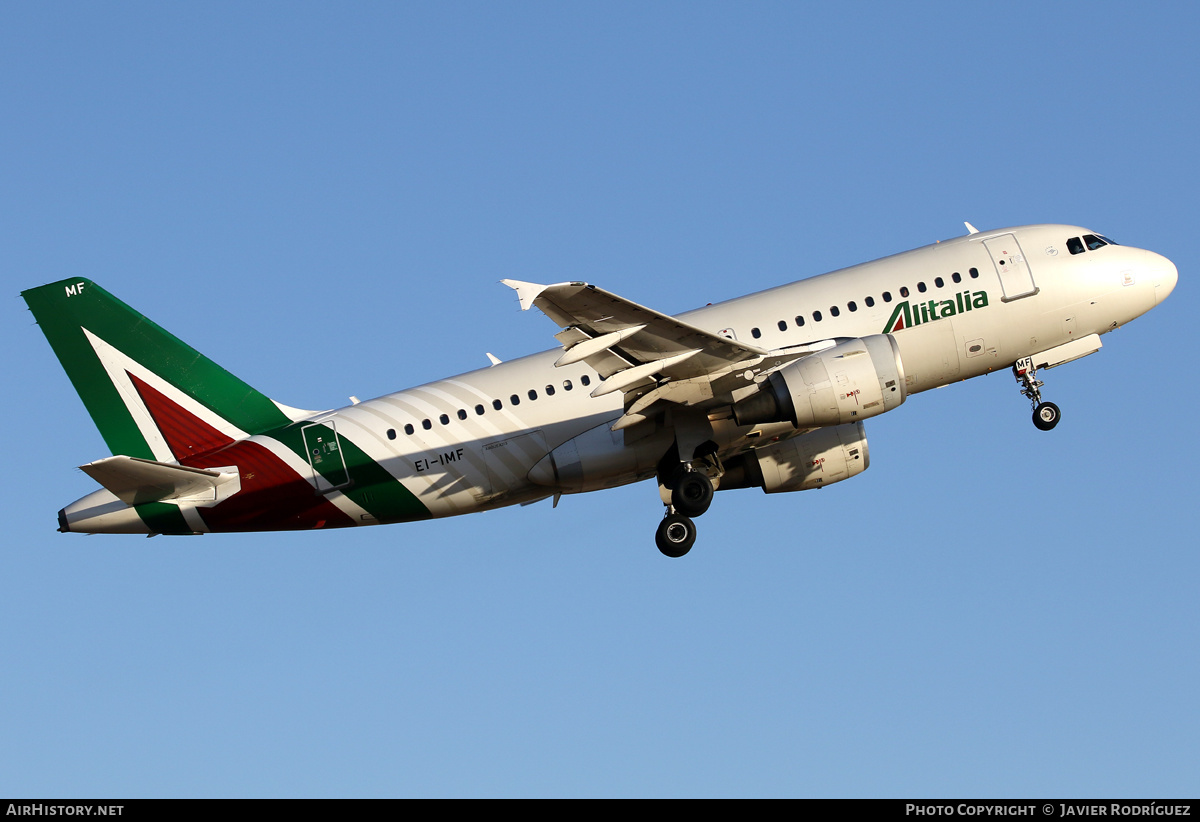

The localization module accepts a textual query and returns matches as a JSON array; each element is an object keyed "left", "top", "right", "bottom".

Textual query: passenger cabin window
[
  {"left": 952, "top": 272, "right": 962, "bottom": 283},
  {"left": 404, "top": 424, "right": 414, "bottom": 435},
  {"left": 492, "top": 399, "right": 503, "bottom": 410},
  {"left": 440, "top": 414, "right": 449, "bottom": 425},
  {"left": 387, "top": 429, "right": 396, "bottom": 440},
  {"left": 813, "top": 310, "right": 823, "bottom": 322},
  {"left": 829, "top": 305, "right": 840, "bottom": 317},
  {"left": 751, "top": 327, "right": 762, "bottom": 339},
  {"left": 1067, "top": 237, "right": 1085, "bottom": 255},
  {"left": 900, "top": 286, "right": 909, "bottom": 298},
  {"left": 917, "top": 282, "right": 927, "bottom": 293},
  {"left": 528, "top": 389, "right": 538, "bottom": 401},
  {"left": 475, "top": 404, "right": 485, "bottom": 415},
  {"left": 777, "top": 320, "right": 787, "bottom": 331},
  {"left": 794, "top": 315, "right": 806, "bottom": 327},
  {"left": 848, "top": 301, "right": 857, "bottom": 312},
  {"left": 865, "top": 296, "right": 875, "bottom": 307},
  {"left": 883, "top": 291, "right": 892, "bottom": 302},
  {"left": 563, "top": 379, "right": 573, "bottom": 391},
  {"left": 510, "top": 394, "right": 520, "bottom": 406},
  {"left": 969, "top": 268, "right": 979, "bottom": 279},
  {"left": 422, "top": 419, "right": 432, "bottom": 430},
  {"left": 545, "top": 384, "right": 555, "bottom": 396},
  {"left": 581, "top": 375, "right": 591, "bottom": 386},
  {"left": 457, "top": 409, "right": 467, "bottom": 420},
  {"left": 935, "top": 277, "right": 944, "bottom": 288}
]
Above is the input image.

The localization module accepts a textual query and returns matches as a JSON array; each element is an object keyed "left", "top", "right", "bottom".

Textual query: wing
[{"left": 501, "top": 279, "right": 832, "bottom": 428}]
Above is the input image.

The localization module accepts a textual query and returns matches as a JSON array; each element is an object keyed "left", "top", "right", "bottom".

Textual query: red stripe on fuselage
[
  {"left": 128, "top": 372, "right": 354, "bottom": 532},
  {"left": 185, "top": 439, "right": 355, "bottom": 532}
]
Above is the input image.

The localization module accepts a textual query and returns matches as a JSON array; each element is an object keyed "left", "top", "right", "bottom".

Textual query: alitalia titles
[{"left": 883, "top": 290, "right": 989, "bottom": 334}]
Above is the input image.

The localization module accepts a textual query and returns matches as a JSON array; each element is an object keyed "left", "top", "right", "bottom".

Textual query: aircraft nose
[{"left": 1154, "top": 253, "right": 1178, "bottom": 305}]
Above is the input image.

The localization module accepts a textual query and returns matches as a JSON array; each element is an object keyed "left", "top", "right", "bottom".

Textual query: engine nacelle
[
  {"left": 733, "top": 334, "right": 906, "bottom": 428},
  {"left": 720, "top": 422, "right": 869, "bottom": 493}
]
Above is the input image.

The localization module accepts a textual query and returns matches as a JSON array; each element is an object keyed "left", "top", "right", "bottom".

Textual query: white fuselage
[{"left": 262, "top": 224, "right": 1180, "bottom": 519}]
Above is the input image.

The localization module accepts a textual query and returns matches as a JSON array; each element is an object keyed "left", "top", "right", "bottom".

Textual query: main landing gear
[
  {"left": 655, "top": 511, "right": 697, "bottom": 558},
  {"left": 654, "top": 465, "right": 715, "bottom": 558},
  {"left": 1013, "top": 356, "right": 1061, "bottom": 431}
]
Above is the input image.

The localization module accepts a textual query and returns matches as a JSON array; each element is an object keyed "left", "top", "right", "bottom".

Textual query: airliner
[{"left": 23, "top": 223, "right": 1177, "bottom": 556}]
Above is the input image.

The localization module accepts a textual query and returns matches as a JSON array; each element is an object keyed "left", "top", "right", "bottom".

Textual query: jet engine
[
  {"left": 732, "top": 334, "right": 906, "bottom": 428},
  {"left": 720, "top": 422, "right": 869, "bottom": 493}
]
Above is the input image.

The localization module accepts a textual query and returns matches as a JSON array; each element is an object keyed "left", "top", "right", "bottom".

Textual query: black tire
[
  {"left": 655, "top": 514, "right": 696, "bottom": 558},
  {"left": 671, "top": 471, "right": 714, "bottom": 518},
  {"left": 1033, "top": 401, "right": 1061, "bottom": 431}
]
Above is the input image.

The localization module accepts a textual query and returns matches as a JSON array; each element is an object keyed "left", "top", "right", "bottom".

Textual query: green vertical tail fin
[{"left": 22, "top": 278, "right": 306, "bottom": 461}]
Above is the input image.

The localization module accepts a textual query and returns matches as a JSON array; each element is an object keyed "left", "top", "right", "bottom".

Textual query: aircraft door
[
  {"left": 302, "top": 420, "right": 351, "bottom": 490},
  {"left": 983, "top": 233, "right": 1038, "bottom": 302}
]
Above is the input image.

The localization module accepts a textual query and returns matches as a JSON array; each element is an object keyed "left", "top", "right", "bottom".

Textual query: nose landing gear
[{"left": 1013, "top": 356, "right": 1061, "bottom": 431}]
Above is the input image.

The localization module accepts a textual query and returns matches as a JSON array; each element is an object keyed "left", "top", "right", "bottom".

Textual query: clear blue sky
[{"left": 2, "top": 1, "right": 1196, "bottom": 798}]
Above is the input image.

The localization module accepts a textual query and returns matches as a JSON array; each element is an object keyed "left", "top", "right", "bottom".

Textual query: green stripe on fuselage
[
  {"left": 271, "top": 423, "right": 431, "bottom": 523},
  {"left": 135, "top": 501, "right": 195, "bottom": 535}
]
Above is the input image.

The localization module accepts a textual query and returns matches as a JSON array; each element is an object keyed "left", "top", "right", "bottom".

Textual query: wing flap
[{"left": 501, "top": 279, "right": 768, "bottom": 386}]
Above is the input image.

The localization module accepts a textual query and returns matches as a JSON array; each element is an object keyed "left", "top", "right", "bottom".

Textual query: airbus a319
[{"left": 23, "top": 223, "right": 1176, "bottom": 556}]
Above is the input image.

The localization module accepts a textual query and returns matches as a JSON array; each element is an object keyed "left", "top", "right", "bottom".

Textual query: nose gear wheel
[{"left": 1033, "top": 401, "right": 1061, "bottom": 431}]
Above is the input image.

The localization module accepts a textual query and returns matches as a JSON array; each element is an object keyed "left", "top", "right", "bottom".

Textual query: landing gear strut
[{"left": 1013, "top": 356, "right": 1061, "bottom": 431}]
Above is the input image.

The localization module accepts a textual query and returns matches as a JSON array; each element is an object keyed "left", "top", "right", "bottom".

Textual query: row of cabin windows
[
  {"left": 750, "top": 268, "right": 981, "bottom": 338},
  {"left": 386, "top": 374, "right": 593, "bottom": 439}
]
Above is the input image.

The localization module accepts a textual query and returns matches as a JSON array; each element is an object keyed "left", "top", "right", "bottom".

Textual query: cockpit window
[
  {"left": 1067, "top": 237, "right": 1085, "bottom": 255},
  {"left": 1096, "top": 234, "right": 1118, "bottom": 246},
  {"left": 1083, "top": 234, "right": 1109, "bottom": 251}
]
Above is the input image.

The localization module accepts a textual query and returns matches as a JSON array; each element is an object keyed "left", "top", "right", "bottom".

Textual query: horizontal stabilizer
[{"left": 80, "top": 455, "right": 241, "bottom": 506}]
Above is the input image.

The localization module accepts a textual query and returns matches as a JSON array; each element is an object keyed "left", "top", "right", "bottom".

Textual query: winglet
[
  {"left": 964, "top": 221, "right": 980, "bottom": 235},
  {"left": 500, "top": 279, "right": 548, "bottom": 311}
]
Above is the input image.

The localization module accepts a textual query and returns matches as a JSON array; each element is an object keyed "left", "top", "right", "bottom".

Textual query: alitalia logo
[{"left": 882, "top": 290, "right": 989, "bottom": 333}]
